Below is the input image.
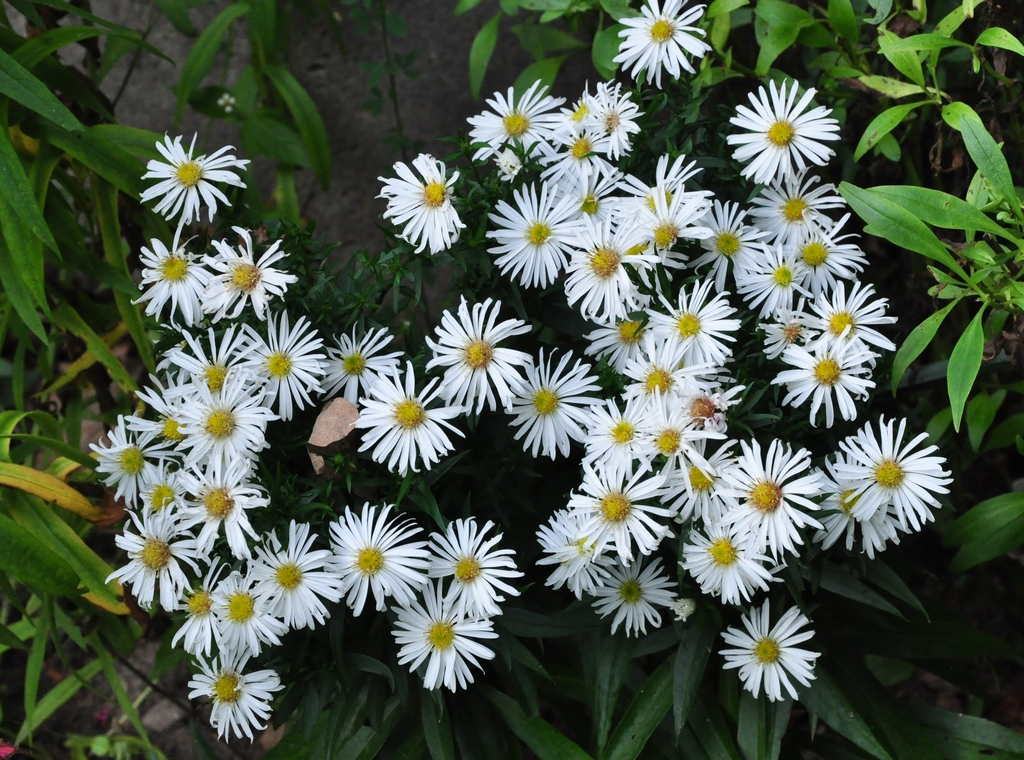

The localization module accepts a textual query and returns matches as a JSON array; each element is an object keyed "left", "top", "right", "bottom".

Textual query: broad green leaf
[
  {"left": 944, "top": 491, "right": 1024, "bottom": 569},
  {"left": 175, "top": 2, "right": 249, "bottom": 125},
  {"left": 265, "top": 65, "right": 332, "bottom": 190},
  {"left": 50, "top": 302, "right": 137, "bottom": 394},
  {"left": 469, "top": 13, "right": 501, "bottom": 100},
  {"left": 592, "top": 24, "right": 624, "bottom": 81},
  {"left": 12, "top": 26, "right": 107, "bottom": 69},
  {"left": 865, "top": 0, "right": 891, "bottom": 24},
  {"left": 0, "top": 461, "right": 101, "bottom": 520},
  {"left": 345, "top": 653, "right": 395, "bottom": 692},
  {"left": 737, "top": 693, "right": 791, "bottom": 760},
  {"left": 155, "top": 0, "right": 197, "bottom": 35},
  {"left": 0, "top": 46, "right": 83, "bottom": 130},
  {"left": 90, "top": 124, "right": 164, "bottom": 163},
  {"left": 941, "top": 101, "right": 983, "bottom": 131},
  {"left": 882, "top": 32, "right": 971, "bottom": 53},
  {"left": 854, "top": 102, "right": 926, "bottom": 161},
  {"left": 870, "top": 185, "right": 1020, "bottom": 244},
  {"left": 674, "top": 610, "right": 718, "bottom": 736},
  {"left": 0, "top": 620, "right": 27, "bottom": 651},
  {"left": 816, "top": 562, "right": 904, "bottom": 618},
  {"left": 484, "top": 689, "right": 594, "bottom": 760},
  {"left": 959, "top": 114, "right": 1018, "bottom": 211},
  {"left": 0, "top": 120, "right": 58, "bottom": 256},
  {"left": 502, "top": 607, "right": 600, "bottom": 637},
  {"left": 966, "top": 390, "right": 1006, "bottom": 452},
  {"left": 240, "top": 116, "right": 310, "bottom": 166},
  {"left": 891, "top": 299, "right": 960, "bottom": 392},
  {"left": 0, "top": 511, "right": 78, "bottom": 595},
  {"left": 16, "top": 659, "right": 102, "bottom": 744},
  {"left": 797, "top": 666, "right": 892, "bottom": 760},
  {"left": 604, "top": 655, "right": 674, "bottom": 760},
  {"left": 910, "top": 704, "right": 1024, "bottom": 752},
  {"left": 707, "top": 0, "right": 749, "bottom": 18},
  {"left": 754, "top": 0, "right": 816, "bottom": 76},
  {"left": 513, "top": 56, "right": 566, "bottom": 100},
  {"left": 589, "top": 632, "right": 634, "bottom": 753},
  {"left": 975, "top": 27, "right": 1024, "bottom": 57},
  {"left": 857, "top": 75, "right": 927, "bottom": 98},
  {"left": 0, "top": 238, "right": 47, "bottom": 342},
  {"left": 273, "top": 164, "right": 300, "bottom": 225},
  {"left": 421, "top": 693, "right": 455, "bottom": 760},
  {"left": 878, "top": 29, "right": 924, "bottom": 86},
  {"left": 600, "top": 0, "right": 636, "bottom": 20},
  {"left": 983, "top": 413, "right": 1024, "bottom": 451},
  {"left": 948, "top": 306, "right": 986, "bottom": 432}
]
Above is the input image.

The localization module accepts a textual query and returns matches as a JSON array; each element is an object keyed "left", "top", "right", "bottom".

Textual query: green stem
[{"left": 376, "top": 0, "right": 408, "bottom": 160}]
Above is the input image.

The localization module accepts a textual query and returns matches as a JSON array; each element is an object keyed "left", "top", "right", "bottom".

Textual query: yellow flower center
[
  {"left": 503, "top": 112, "right": 530, "bottom": 137},
  {"left": 611, "top": 420, "right": 634, "bottom": 444},
  {"left": 356, "top": 547, "right": 385, "bottom": 575},
  {"left": 187, "top": 590, "right": 212, "bottom": 617},
  {"left": 782, "top": 198, "right": 807, "bottom": 222},
  {"left": 709, "top": 538, "right": 737, "bottom": 566},
  {"left": 422, "top": 181, "right": 448, "bottom": 208},
  {"left": 227, "top": 592, "right": 255, "bottom": 623},
  {"left": 750, "top": 481, "right": 783, "bottom": 512},
  {"left": 572, "top": 103, "right": 589, "bottom": 122},
  {"left": 580, "top": 194, "right": 599, "bottom": 215},
  {"left": 645, "top": 368, "right": 673, "bottom": 395},
  {"left": 618, "top": 320, "right": 644, "bottom": 343},
  {"left": 619, "top": 580, "right": 643, "bottom": 603},
  {"left": 656, "top": 428, "right": 681, "bottom": 455},
  {"left": 625, "top": 242, "right": 648, "bottom": 257},
  {"left": 874, "top": 459, "right": 904, "bottom": 488},
  {"left": 344, "top": 353, "right": 366, "bottom": 376},
  {"left": 393, "top": 399, "right": 425, "bottom": 429},
  {"left": 802, "top": 242, "right": 828, "bottom": 267},
  {"left": 213, "top": 673, "right": 241, "bottom": 703},
  {"left": 653, "top": 223, "right": 678, "bottom": 250},
  {"left": 175, "top": 161, "right": 203, "bottom": 188},
  {"left": 649, "top": 18, "right": 674, "bottom": 42},
  {"left": 204, "top": 409, "right": 235, "bottom": 439},
  {"left": 455, "top": 557, "right": 481, "bottom": 583},
  {"left": 838, "top": 489, "right": 861, "bottom": 513},
  {"left": 645, "top": 190, "right": 672, "bottom": 212},
  {"left": 204, "top": 364, "right": 228, "bottom": 392},
  {"left": 139, "top": 538, "right": 170, "bottom": 570},
  {"left": 590, "top": 247, "right": 620, "bottom": 279},
  {"left": 689, "top": 396, "right": 716, "bottom": 421},
  {"left": 755, "top": 638, "right": 781, "bottom": 664},
  {"left": 814, "top": 357, "right": 841, "bottom": 386},
  {"left": 773, "top": 264, "right": 793, "bottom": 287},
  {"left": 204, "top": 487, "right": 235, "bottom": 519},
  {"left": 689, "top": 466, "right": 715, "bottom": 491},
  {"left": 150, "top": 483, "right": 176, "bottom": 511},
  {"left": 160, "top": 256, "right": 189, "bottom": 282},
  {"left": 571, "top": 137, "right": 592, "bottom": 159},
  {"left": 119, "top": 447, "right": 145, "bottom": 475},
  {"left": 230, "top": 262, "right": 261, "bottom": 293},
  {"left": 527, "top": 222, "right": 552, "bottom": 246},
  {"left": 161, "top": 417, "right": 183, "bottom": 441},
  {"left": 464, "top": 340, "right": 493, "bottom": 370},
  {"left": 533, "top": 389, "right": 559, "bottom": 416},
  {"left": 275, "top": 563, "right": 303, "bottom": 590},
  {"left": 428, "top": 621, "right": 455, "bottom": 650},
  {"left": 266, "top": 352, "right": 292, "bottom": 379},
  {"left": 829, "top": 312, "right": 855, "bottom": 337},
  {"left": 677, "top": 313, "right": 701, "bottom": 339},
  {"left": 600, "top": 492, "right": 632, "bottom": 523},
  {"left": 715, "top": 232, "right": 740, "bottom": 256},
  {"left": 767, "top": 121, "right": 795, "bottom": 147}
]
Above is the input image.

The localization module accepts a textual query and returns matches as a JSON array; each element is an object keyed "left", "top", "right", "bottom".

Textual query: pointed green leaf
[
  {"left": 797, "top": 666, "right": 892, "bottom": 760},
  {"left": 16, "top": 659, "right": 102, "bottom": 744},
  {"left": 975, "top": 27, "right": 1024, "bottom": 58},
  {"left": 604, "top": 655, "right": 674, "bottom": 760},
  {"left": 176, "top": 2, "right": 249, "bottom": 125},
  {"left": 959, "top": 114, "right": 1018, "bottom": 211},
  {"left": 592, "top": 24, "right": 624, "bottom": 80},
  {"left": 854, "top": 103, "right": 926, "bottom": 161},
  {"left": 469, "top": 13, "right": 501, "bottom": 100},
  {"left": 421, "top": 692, "right": 455, "bottom": 760},
  {"left": 827, "top": 0, "right": 858, "bottom": 41},
  {"left": 50, "top": 302, "right": 137, "bottom": 393},
  {"left": 948, "top": 306, "right": 986, "bottom": 432},
  {"left": 265, "top": 64, "right": 331, "bottom": 190},
  {"left": 0, "top": 121, "right": 58, "bottom": 256},
  {"left": 0, "top": 511, "right": 78, "bottom": 595},
  {"left": 891, "top": 299, "right": 960, "bottom": 392},
  {"left": 513, "top": 56, "right": 566, "bottom": 99},
  {"left": 674, "top": 610, "right": 718, "bottom": 736},
  {"left": 484, "top": 688, "right": 593, "bottom": 760},
  {"left": 870, "top": 185, "right": 1019, "bottom": 244},
  {"left": 0, "top": 46, "right": 83, "bottom": 130}
]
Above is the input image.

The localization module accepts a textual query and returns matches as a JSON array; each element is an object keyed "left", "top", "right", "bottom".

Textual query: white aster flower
[
  {"left": 720, "top": 601, "right": 818, "bottom": 701},
  {"left": 619, "top": 154, "right": 702, "bottom": 217},
  {"left": 177, "top": 372, "right": 277, "bottom": 467},
  {"left": 591, "top": 557, "right": 677, "bottom": 636},
  {"left": 541, "top": 128, "right": 614, "bottom": 186},
  {"left": 583, "top": 397, "right": 649, "bottom": 474},
  {"left": 322, "top": 326, "right": 402, "bottom": 404},
  {"left": 356, "top": 361, "right": 464, "bottom": 476},
  {"left": 681, "top": 526, "right": 773, "bottom": 605},
  {"left": 392, "top": 580, "right": 498, "bottom": 691},
  {"left": 467, "top": 80, "right": 564, "bottom": 161},
  {"left": 494, "top": 148, "right": 522, "bottom": 181},
  {"left": 92, "top": 416, "right": 170, "bottom": 508},
  {"left": 621, "top": 333, "right": 715, "bottom": 404},
  {"left": 243, "top": 312, "right": 326, "bottom": 421},
  {"left": 734, "top": 242, "right": 810, "bottom": 319},
  {"left": 813, "top": 457, "right": 902, "bottom": 559},
  {"left": 129, "top": 376, "right": 190, "bottom": 445},
  {"left": 202, "top": 227, "right": 297, "bottom": 322},
  {"left": 138, "top": 462, "right": 185, "bottom": 514},
  {"left": 793, "top": 215, "right": 867, "bottom": 298},
  {"left": 557, "top": 165, "right": 624, "bottom": 224},
  {"left": 378, "top": 153, "right": 465, "bottom": 255},
  {"left": 727, "top": 80, "right": 841, "bottom": 186},
  {"left": 681, "top": 383, "right": 745, "bottom": 434},
  {"left": 748, "top": 171, "right": 845, "bottom": 246},
  {"left": 107, "top": 509, "right": 199, "bottom": 612},
  {"left": 772, "top": 341, "right": 876, "bottom": 428},
  {"left": 136, "top": 230, "right": 210, "bottom": 326},
  {"left": 584, "top": 81, "right": 642, "bottom": 160},
  {"left": 584, "top": 317, "right": 649, "bottom": 373},
  {"left": 177, "top": 457, "right": 268, "bottom": 560},
  {"left": 663, "top": 439, "right": 736, "bottom": 524},
  {"left": 760, "top": 301, "right": 818, "bottom": 360},
  {"left": 638, "top": 392, "right": 722, "bottom": 479},
  {"left": 508, "top": 349, "right": 601, "bottom": 459},
  {"left": 614, "top": 0, "right": 711, "bottom": 88},
  {"left": 691, "top": 200, "right": 769, "bottom": 292},
  {"left": 807, "top": 281, "right": 897, "bottom": 356},
  {"left": 187, "top": 650, "right": 282, "bottom": 742},
  {"left": 650, "top": 279, "right": 741, "bottom": 366},
  {"left": 425, "top": 297, "right": 532, "bottom": 414},
  {"left": 536, "top": 509, "right": 612, "bottom": 599},
  {"left": 141, "top": 134, "right": 249, "bottom": 225},
  {"left": 329, "top": 503, "right": 431, "bottom": 615},
  {"left": 213, "top": 571, "right": 288, "bottom": 658},
  {"left": 162, "top": 324, "right": 257, "bottom": 396},
  {"left": 428, "top": 518, "right": 523, "bottom": 618},
  {"left": 172, "top": 559, "right": 226, "bottom": 657},
  {"left": 640, "top": 183, "right": 713, "bottom": 267}
]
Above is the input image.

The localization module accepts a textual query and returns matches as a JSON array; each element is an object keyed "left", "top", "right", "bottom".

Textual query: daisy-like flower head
[
  {"left": 584, "top": 81, "right": 642, "bottom": 160},
  {"left": 733, "top": 242, "right": 810, "bottom": 319},
  {"left": 760, "top": 301, "right": 818, "bottom": 360},
  {"left": 719, "top": 439, "right": 824, "bottom": 559},
  {"left": 467, "top": 80, "right": 565, "bottom": 161},
  {"left": 162, "top": 324, "right": 257, "bottom": 396},
  {"left": 619, "top": 154, "right": 702, "bottom": 216},
  {"left": 378, "top": 153, "right": 465, "bottom": 255},
  {"left": 663, "top": 439, "right": 737, "bottom": 524},
  {"left": 638, "top": 391, "right": 723, "bottom": 480},
  {"left": 428, "top": 518, "right": 523, "bottom": 618},
  {"left": 138, "top": 462, "right": 185, "bottom": 515},
  {"left": 172, "top": 559, "right": 226, "bottom": 657},
  {"left": 106, "top": 509, "right": 199, "bottom": 612},
  {"left": 92, "top": 416, "right": 171, "bottom": 508},
  {"left": 242, "top": 312, "right": 326, "bottom": 421},
  {"left": 614, "top": 0, "right": 711, "bottom": 88},
  {"left": 129, "top": 376, "right": 190, "bottom": 445},
  {"left": 621, "top": 332, "right": 716, "bottom": 404},
  {"left": 691, "top": 200, "right": 769, "bottom": 292},
  {"left": 177, "top": 457, "right": 268, "bottom": 560},
  {"left": 321, "top": 326, "right": 402, "bottom": 404},
  {"left": 486, "top": 182, "right": 583, "bottom": 288},
  {"left": 177, "top": 372, "right": 277, "bottom": 467},
  {"left": 772, "top": 341, "right": 876, "bottom": 428},
  {"left": 727, "top": 79, "right": 841, "bottom": 186},
  {"left": 564, "top": 213, "right": 657, "bottom": 324},
  {"left": 583, "top": 396, "right": 649, "bottom": 474},
  {"left": 812, "top": 456, "right": 902, "bottom": 559},
  {"left": 650, "top": 278, "right": 741, "bottom": 366},
  {"left": 355, "top": 361, "right": 465, "bottom": 476},
  {"left": 640, "top": 182, "right": 713, "bottom": 267},
  {"left": 329, "top": 503, "right": 431, "bottom": 615},
  {"left": 251, "top": 521, "right": 343, "bottom": 630},
  {"left": 591, "top": 557, "right": 677, "bottom": 636},
  {"left": 793, "top": 214, "right": 868, "bottom": 298},
  {"left": 135, "top": 229, "right": 210, "bottom": 326},
  {"left": 541, "top": 128, "right": 614, "bottom": 186},
  {"left": 392, "top": 580, "right": 498, "bottom": 692},
  {"left": 508, "top": 349, "right": 601, "bottom": 459},
  {"left": 202, "top": 227, "right": 298, "bottom": 322},
  {"left": 748, "top": 170, "right": 845, "bottom": 246},
  {"left": 681, "top": 526, "right": 774, "bottom": 605},
  {"left": 682, "top": 382, "right": 745, "bottom": 434},
  {"left": 584, "top": 316, "right": 649, "bottom": 373},
  {"left": 213, "top": 570, "right": 288, "bottom": 658},
  {"left": 807, "top": 281, "right": 897, "bottom": 356},
  {"left": 425, "top": 296, "right": 532, "bottom": 414},
  {"left": 834, "top": 416, "right": 952, "bottom": 532},
  {"left": 187, "top": 650, "right": 283, "bottom": 741},
  {"left": 720, "top": 600, "right": 819, "bottom": 701},
  {"left": 141, "top": 134, "right": 249, "bottom": 225},
  {"left": 536, "top": 508, "right": 612, "bottom": 599},
  {"left": 569, "top": 460, "right": 672, "bottom": 564},
  {"left": 557, "top": 165, "right": 624, "bottom": 224},
  {"left": 494, "top": 148, "right": 523, "bottom": 182}
]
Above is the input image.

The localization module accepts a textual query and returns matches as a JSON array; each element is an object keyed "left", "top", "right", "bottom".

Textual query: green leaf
[
  {"left": 737, "top": 693, "right": 791, "bottom": 760},
  {"left": 604, "top": 655, "right": 674, "bottom": 760},
  {"left": 944, "top": 491, "right": 1024, "bottom": 571},
  {"left": 0, "top": 46, "right": 83, "bottom": 131},
  {"left": 984, "top": 413, "right": 1024, "bottom": 451},
  {"left": 484, "top": 689, "right": 594, "bottom": 760},
  {"left": 273, "top": 164, "right": 300, "bottom": 225},
  {"left": 864, "top": 560, "right": 929, "bottom": 621},
  {"left": 0, "top": 461, "right": 101, "bottom": 520},
  {"left": 12, "top": 26, "right": 107, "bottom": 69},
  {"left": 90, "top": 124, "right": 165, "bottom": 163},
  {"left": 688, "top": 697, "right": 742, "bottom": 760},
  {"left": 600, "top": 0, "right": 637, "bottom": 20},
  {"left": 0, "top": 120, "right": 58, "bottom": 256},
  {"left": 870, "top": 185, "right": 1020, "bottom": 244},
  {"left": 797, "top": 666, "right": 892, "bottom": 760},
  {"left": 345, "top": 653, "right": 394, "bottom": 692},
  {"left": 0, "top": 511, "right": 79, "bottom": 595},
  {"left": 948, "top": 306, "right": 986, "bottom": 432},
  {"left": 455, "top": 0, "right": 488, "bottom": 14},
  {"left": 16, "top": 659, "right": 102, "bottom": 744},
  {"left": 502, "top": 607, "right": 600, "bottom": 638},
  {"left": 975, "top": 27, "right": 1024, "bottom": 58},
  {"left": 0, "top": 237, "right": 47, "bottom": 342},
  {"left": 854, "top": 103, "right": 926, "bottom": 161},
  {"left": 827, "top": 0, "right": 858, "bottom": 41},
  {"left": 891, "top": 299, "right": 960, "bottom": 392},
  {"left": 240, "top": 116, "right": 310, "bottom": 166},
  {"left": 592, "top": 24, "right": 624, "bottom": 81},
  {"left": 910, "top": 704, "right": 1024, "bottom": 752},
  {"left": 89, "top": 632, "right": 150, "bottom": 744},
  {"left": 0, "top": 435, "right": 97, "bottom": 470},
  {"left": 421, "top": 693, "right": 455, "bottom": 760},
  {"left": 154, "top": 0, "right": 197, "bottom": 35},
  {"left": 265, "top": 64, "right": 332, "bottom": 190},
  {"left": 589, "top": 632, "right": 635, "bottom": 753},
  {"left": 878, "top": 29, "right": 925, "bottom": 86},
  {"left": 940, "top": 101, "right": 983, "bottom": 131},
  {"left": 175, "top": 2, "right": 249, "bottom": 125},
  {"left": 857, "top": 75, "right": 927, "bottom": 98},
  {"left": 469, "top": 13, "right": 501, "bottom": 101},
  {"left": 816, "top": 562, "right": 905, "bottom": 618},
  {"left": 674, "top": 610, "right": 718, "bottom": 736},
  {"left": 882, "top": 32, "right": 971, "bottom": 53},
  {"left": 959, "top": 114, "right": 1018, "bottom": 211},
  {"left": 707, "top": 0, "right": 750, "bottom": 18},
  {"left": 966, "top": 390, "right": 1006, "bottom": 452},
  {"left": 754, "top": 0, "right": 816, "bottom": 76},
  {"left": 0, "top": 620, "right": 27, "bottom": 651},
  {"left": 50, "top": 302, "right": 137, "bottom": 393},
  {"left": 513, "top": 56, "right": 566, "bottom": 100}
]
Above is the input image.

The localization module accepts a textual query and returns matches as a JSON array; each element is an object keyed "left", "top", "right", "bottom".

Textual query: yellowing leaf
[{"left": 0, "top": 461, "right": 103, "bottom": 521}]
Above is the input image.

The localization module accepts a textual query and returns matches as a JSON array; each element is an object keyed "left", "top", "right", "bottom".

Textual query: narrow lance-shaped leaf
[
  {"left": 959, "top": 114, "right": 1019, "bottom": 213},
  {"left": 49, "top": 301, "right": 138, "bottom": 393},
  {"left": 604, "top": 655, "right": 674, "bottom": 760},
  {"left": 975, "top": 27, "right": 1024, "bottom": 58},
  {"left": 484, "top": 688, "right": 594, "bottom": 760},
  {"left": 469, "top": 13, "right": 500, "bottom": 101},
  {"left": 854, "top": 103, "right": 926, "bottom": 161},
  {"left": 0, "top": 461, "right": 102, "bottom": 521},
  {"left": 0, "top": 511, "right": 79, "bottom": 595},
  {"left": 948, "top": 306, "right": 986, "bottom": 432},
  {"left": 0, "top": 45, "right": 83, "bottom": 131},
  {"left": 175, "top": 2, "right": 249, "bottom": 125},
  {"left": 265, "top": 65, "right": 332, "bottom": 190},
  {"left": 891, "top": 298, "right": 961, "bottom": 392}
]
